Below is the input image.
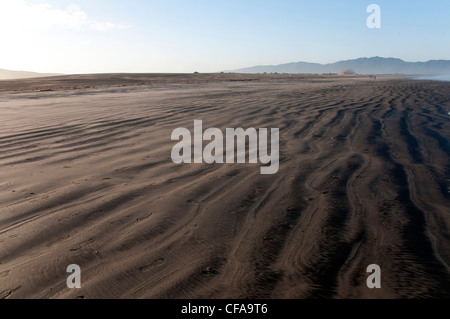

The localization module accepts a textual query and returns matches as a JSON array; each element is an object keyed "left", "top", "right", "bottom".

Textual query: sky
[{"left": 0, "top": 0, "right": 449, "bottom": 74}]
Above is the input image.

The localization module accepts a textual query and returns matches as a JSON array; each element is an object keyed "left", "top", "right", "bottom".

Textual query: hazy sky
[{"left": 1, "top": 0, "right": 449, "bottom": 74}]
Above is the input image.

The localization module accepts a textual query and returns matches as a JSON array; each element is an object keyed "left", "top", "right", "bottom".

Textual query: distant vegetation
[{"left": 340, "top": 69, "right": 356, "bottom": 75}]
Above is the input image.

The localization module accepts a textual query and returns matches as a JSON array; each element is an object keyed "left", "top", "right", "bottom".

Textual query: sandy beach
[{"left": 0, "top": 73, "right": 449, "bottom": 299}]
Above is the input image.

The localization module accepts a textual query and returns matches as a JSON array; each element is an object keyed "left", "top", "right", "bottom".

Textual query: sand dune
[{"left": 0, "top": 74, "right": 449, "bottom": 298}]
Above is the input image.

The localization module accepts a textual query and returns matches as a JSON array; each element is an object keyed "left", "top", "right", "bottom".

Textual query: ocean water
[{"left": 415, "top": 75, "right": 450, "bottom": 82}]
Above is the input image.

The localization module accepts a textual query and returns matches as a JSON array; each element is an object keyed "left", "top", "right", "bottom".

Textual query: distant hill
[
  {"left": 228, "top": 57, "right": 450, "bottom": 75},
  {"left": 0, "top": 68, "right": 61, "bottom": 80}
]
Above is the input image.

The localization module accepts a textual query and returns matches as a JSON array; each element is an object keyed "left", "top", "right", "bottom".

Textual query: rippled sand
[{"left": 0, "top": 74, "right": 449, "bottom": 298}]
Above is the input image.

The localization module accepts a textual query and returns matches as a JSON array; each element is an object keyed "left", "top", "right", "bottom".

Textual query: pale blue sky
[{"left": 1, "top": 0, "right": 449, "bottom": 74}]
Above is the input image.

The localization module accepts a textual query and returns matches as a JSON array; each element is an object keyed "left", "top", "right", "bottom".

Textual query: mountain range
[
  {"left": 2, "top": 57, "right": 450, "bottom": 79},
  {"left": 228, "top": 57, "right": 450, "bottom": 75}
]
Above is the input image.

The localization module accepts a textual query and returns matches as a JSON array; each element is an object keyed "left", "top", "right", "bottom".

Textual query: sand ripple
[{"left": 0, "top": 74, "right": 449, "bottom": 298}]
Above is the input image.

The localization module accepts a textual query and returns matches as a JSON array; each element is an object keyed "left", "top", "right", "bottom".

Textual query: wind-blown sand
[{"left": 0, "top": 74, "right": 449, "bottom": 299}]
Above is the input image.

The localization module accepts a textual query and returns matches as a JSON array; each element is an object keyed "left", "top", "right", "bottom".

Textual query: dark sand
[{"left": 0, "top": 73, "right": 449, "bottom": 298}]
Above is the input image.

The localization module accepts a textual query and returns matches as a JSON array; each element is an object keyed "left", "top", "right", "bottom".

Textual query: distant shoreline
[
  {"left": 0, "top": 73, "right": 403, "bottom": 94},
  {"left": 413, "top": 75, "right": 450, "bottom": 82}
]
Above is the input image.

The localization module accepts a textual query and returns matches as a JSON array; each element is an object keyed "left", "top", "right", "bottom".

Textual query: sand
[{"left": 0, "top": 73, "right": 449, "bottom": 299}]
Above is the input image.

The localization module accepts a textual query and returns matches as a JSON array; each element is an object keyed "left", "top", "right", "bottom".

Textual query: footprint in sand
[
  {"left": 0, "top": 286, "right": 21, "bottom": 299},
  {"left": 46, "top": 235, "right": 71, "bottom": 247},
  {"left": 201, "top": 266, "right": 219, "bottom": 275},
  {"left": 136, "top": 212, "right": 153, "bottom": 222},
  {"left": 72, "top": 178, "right": 88, "bottom": 185},
  {"left": 138, "top": 258, "right": 166, "bottom": 272}
]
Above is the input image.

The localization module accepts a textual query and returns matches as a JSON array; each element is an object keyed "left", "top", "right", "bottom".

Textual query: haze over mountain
[
  {"left": 0, "top": 68, "right": 61, "bottom": 80},
  {"left": 228, "top": 57, "right": 450, "bottom": 75}
]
